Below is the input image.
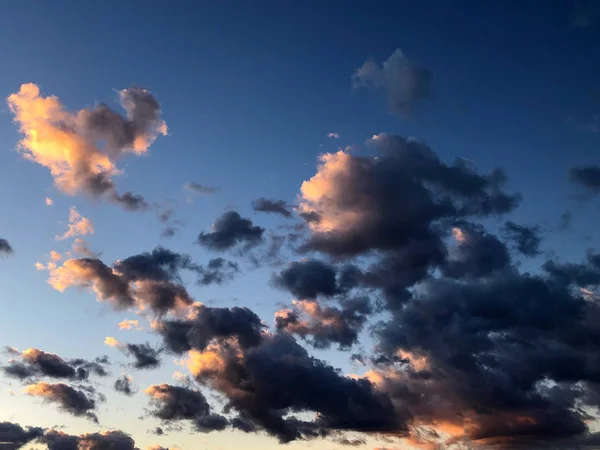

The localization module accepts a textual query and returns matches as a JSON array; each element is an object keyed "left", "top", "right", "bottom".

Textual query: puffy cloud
[
  {"left": 197, "top": 211, "right": 264, "bottom": 251},
  {"left": 56, "top": 207, "right": 94, "bottom": 240},
  {"left": 0, "top": 421, "right": 44, "bottom": 449},
  {"left": 118, "top": 319, "right": 142, "bottom": 331},
  {"left": 570, "top": 165, "right": 600, "bottom": 192},
  {"left": 442, "top": 224, "right": 511, "bottom": 278},
  {"left": 70, "top": 238, "right": 97, "bottom": 258},
  {"left": 352, "top": 48, "right": 432, "bottom": 117},
  {"left": 47, "top": 247, "right": 232, "bottom": 316},
  {"left": 327, "top": 132, "right": 341, "bottom": 139},
  {"left": 197, "top": 258, "right": 239, "bottom": 285},
  {"left": 7, "top": 83, "right": 165, "bottom": 209},
  {"left": 184, "top": 182, "right": 218, "bottom": 196},
  {"left": 503, "top": 221, "right": 542, "bottom": 257},
  {"left": 2, "top": 347, "right": 109, "bottom": 381},
  {"left": 24, "top": 382, "right": 99, "bottom": 422},
  {"left": 45, "top": 197, "right": 54, "bottom": 206},
  {"left": 114, "top": 375, "right": 136, "bottom": 396},
  {"left": 273, "top": 259, "right": 339, "bottom": 299},
  {"left": 43, "top": 429, "right": 138, "bottom": 450},
  {"left": 105, "top": 338, "right": 161, "bottom": 369},
  {"left": 144, "top": 383, "right": 209, "bottom": 420},
  {"left": 251, "top": 198, "right": 292, "bottom": 218},
  {"left": 274, "top": 297, "right": 372, "bottom": 349},
  {"left": 298, "top": 134, "right": 519, "bottom": 258},
  {"left": 0, "top": 239, "right": 14, "bottom": 256},
  {"left": 50, "top": 250, "right": 62, "bottom": 261}
]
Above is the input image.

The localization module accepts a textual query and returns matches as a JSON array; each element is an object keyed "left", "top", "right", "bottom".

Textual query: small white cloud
[
  {"left": 327, "top": 132, "right": 341, "bottom": 139},
  {"left": 45, "top": 197, "right": 53, "bottom": 206}
]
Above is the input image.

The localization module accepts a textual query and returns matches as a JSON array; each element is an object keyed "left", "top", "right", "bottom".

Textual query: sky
[{"left": 1, "top": 1, "right": 600, "bottom": 449}]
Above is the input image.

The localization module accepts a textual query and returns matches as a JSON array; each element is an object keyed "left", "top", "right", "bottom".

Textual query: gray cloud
[
  {"left": 252, "top": 198, "right": 292, "bottom": 218},
  {"left": 352, "top": 48, "right": 432, "bottom": 117},
  {"left": 198, "top": 211, "right": 264, "bottom": 251}
]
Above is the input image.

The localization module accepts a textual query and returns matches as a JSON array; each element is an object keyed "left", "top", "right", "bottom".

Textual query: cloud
[
  {"left": 70, "top": 238, "right": 97, "bottom": 258},
  {"left": 327, "top": 132, "right": 341, "bottom": 139},
  {"left": 145, "top": 383, "right": 210, "bottom": 420},
  {"left": 7, "top": 83, "right": 165, "bottom": 209},
  {"left": 45, "top": 197, "right": 53, "bottom": 206},
  {"left": 184, "top": 182, "right": 218, "bottom": 195},
  {"left": 197, "top": 258, "right": 239, "bottom": 285},
  {"left": 24, "top": 382, "right": 99, "bottom": 422},
  {"left": 0, "top": 239, "right": 14, "bottom": 256},
  {"left": 114, "top": 374, "right": 136, "bottom": 396},
  {"left": 197, "top": 211, "right": 264, "bottom": 251},
  {"left": 47, "top": 247, "right": 230, "bottom": 316},
  {"left": 273, "top": 259, "right": 340, "bottom": 299},
  {"left": 42, "top": 429, "right": 138, "bottom": 450},
  {"left": 251, "top": 198, "right": 292, "bottom": 218},
  {"left": 105, "top": 338, "right": 161, "bottom": 369},
  {"left": 503, "top": 221, "right": 542, "bottom": 257},
  {"left": 2, "top": 347, "right": 109, "bottom": 381},
  {"left": 118, "top": 319, "right": 142, "bottom": 331},
  {"left": 274, "top": 297, "right": 372, "bottom": 349},
  {"left": 352, "top": 48, "right": 432, "bottom": 117},
  {"left": 0, "top": 422, "right": 44, "bottom": 449},
  {"left": 56, "top": 207, "right": 94, "bottom": 240},
  {"left": 298, "top": 133, "right": 519, "bottom": 258},
  {"left": 570, "top": 165, "right": 600, "bottom": 192}
]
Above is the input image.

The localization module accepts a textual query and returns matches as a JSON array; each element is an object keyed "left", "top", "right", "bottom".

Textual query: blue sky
[{"left": 1, "top": 1, "right": 600, "bottom": 450}]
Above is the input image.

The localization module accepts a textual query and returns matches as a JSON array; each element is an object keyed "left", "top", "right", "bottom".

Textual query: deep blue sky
[{"left": 0, "top": 1, "right": 599, "bottom": 449}]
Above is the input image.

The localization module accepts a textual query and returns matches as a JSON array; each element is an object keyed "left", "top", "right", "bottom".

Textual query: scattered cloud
[
  {"left": 56, "top": 207, "right": 94, "bottom": 240},
  {"left": 45, "top": 197, "right": 53, "bottom": 206},
  {"left": 24, "top": 382, "right": 99, "bottom": 422},
  {"left": 197, "top": 211, "right": 264, "bottom": 251},
  {"left": 327, "top": 132, "right": 340, "bottom": 139},
  {"left": 251, "top": 198, "right": 292, "bottom": 218},
  {"left": 7, "top": 83, "right": 166, "bottom": 209},
  {"left": 184, "top": 182, "right": 218, "bottom": 195},
  {"left": 352, "top": 48, "right": 432, "bottom": 117},
  {"left": 118, "top": 319, "right": 143, "bottom": 331},
  {"left": 0, "top": 239, "right": 14, "bottom": 256},
  {"left": 114, "top": 374, "right": 136, "bottom": 396}
]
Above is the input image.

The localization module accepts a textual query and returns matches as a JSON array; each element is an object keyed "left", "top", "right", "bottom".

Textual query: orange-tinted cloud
[
  {"left": 56, "top": 207, "right": 94, "bottom": 240},
  {"left": 45, "top": 197, "right": 53, "bottom": 206},
  {"left": 7, "top": 83, "right": 166, "bottom": 208},
  {"left": 118, "top": 319, "right": 142, "bottom": 331}
]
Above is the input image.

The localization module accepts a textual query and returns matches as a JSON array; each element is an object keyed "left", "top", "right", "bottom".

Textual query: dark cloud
[
  {"left": 49, "top": 247, "right": 233, "bottom": 316},
  {"left": 194, "top": 414, "right": 230, "bottom": 433},
  {"left": 186, "top": 332, "right": 402, "bottom": 442},
  {"left": 0, "top": 422, "right": 44, "bottom": 450},
  {"left": 146, "top": 384, "right": 208, "bottom": 420},
  {"left": 197, "top": 211, "right": 264, "bottom": 251},
  {"left": 275, "top": 297, "right": 372, "bottom": 349},
  {"left": 252, "top": 198, "right": 292, "bottom": 218},
  {"left": 2, "top": 348, "right": 109, "bottom": 381},
  {"left": 352, "top": 48, "right": 432, "bottom": 117},
  {"left": 443, "top": 224, "right": 511, "bottom": 278},
  {"left": 161, "top": 226, "right": 177, "bottom": 238},
  {"left": 197, "top": 258, "right": 239, "bottom": 285},
  {"left": 570, "top": 165, "right": 600, "bottom": 192},
  {"left": 114, "top": 375, "right": 136, "bottom": 396},
  {"left": 158, "top": 303, "right": 265, "bottom": 354},
  {"left": 42, "top": 429, "right": 138, "bottom": 450},
  {"left": 0, "top": 239, "right": 13, "bottom": 256},
  {"left": 503, "top": 221, "right": 542, "bottom": 257},
  {"left": 298, "top": 133, "right": 519, "bottom": 259},
  {"left": 123, "top": 343, "right": 161, "bottom": 369},
  {"left": 273, "top": 259, "right": 339, "bottom": 299},
  {"left": 185, "top": 182, "right": 218, "bottom": 195},
  {"left": 109, "top": 190, "right": 149, "bottom": 211},
  {"left": 24, "top": 382, "right": 98, "bottom": 422}
]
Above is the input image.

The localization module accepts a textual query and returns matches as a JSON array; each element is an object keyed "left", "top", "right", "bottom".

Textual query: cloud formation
[
  {"left": 197, "top": 211, "right": 264, "bottom": 251},
  {"left": 251, "top": 198, "right": 292, "bottom": 218},
  {"left": 2, "top": 347, "right": 108, "bottom": 381},
  {"left": 353, "top": 48, "right": 432, "bottom": 117},
  {"left": 184, "top": 182, "right": 218, "bottom": 196},
  {"left": 570, "top": 165, "right": 600, "bottom": 192},
  {"left": 24, "top": 382, "right": 99, "bottom": 422},
  {"left": 114, "top": 375, "right": 136, "bottom": 396},
  {"left": 56, "top": 207, "right": 94, "bottom": 240},
  {"left": 0, "top": 239, "right": 14, "bottom": 256},
  {"left": 46, "top": 247, "right": 236, "bottom": 316},
  {"left": 7, "top": 83, "right": 166, "bottom": 209}
]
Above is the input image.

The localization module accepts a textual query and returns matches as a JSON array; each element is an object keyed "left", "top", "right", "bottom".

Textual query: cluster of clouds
[{"left": 5, "top": 57, "right": 600, "bottom": 450}]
